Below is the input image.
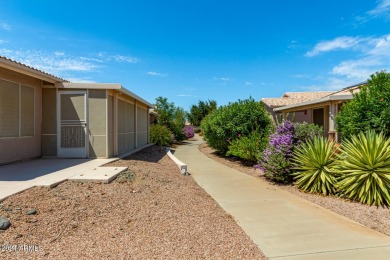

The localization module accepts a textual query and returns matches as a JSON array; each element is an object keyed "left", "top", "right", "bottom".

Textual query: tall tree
[{"left": 188, "top": 100, "right": 217, "bottom": 126}]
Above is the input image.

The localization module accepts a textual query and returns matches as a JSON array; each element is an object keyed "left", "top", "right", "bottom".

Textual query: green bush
[
  {"left": 226, "top": 129, "right": 269, "bottom": 162},
  {"left": 292, "top": 136, "right": 338, "bottom": 195},
  {"left": 336, "top": 71, "right": 390, "bottom": 139},
  {"left": 294, "top": 122, "right": 323, "bottom": 143},
  {"left": 337, "top": 130, "right": 390, "bottom": 206},
  {"left": 201, "top": 97, "right": 272, "bottom": 154},
  {"left": 150, "top": 124, "right": 172, "bottom": 146}
]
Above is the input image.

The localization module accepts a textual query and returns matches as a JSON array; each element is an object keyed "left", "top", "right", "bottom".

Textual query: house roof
[
  {"left": 0, "top": 56, "right": 67, "bottom": 83},
  {"left": 56, "top": 83, "right": 153, "bottom": 107},
  {"left": 274, "top": 82, "right": 366, "bottom": 112},
  {"left": 261, "top": 91, "right": 334, "bottom": 108}
]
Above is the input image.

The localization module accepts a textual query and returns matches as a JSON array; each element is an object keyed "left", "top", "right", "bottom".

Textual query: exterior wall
[
  {"left": 117, "top": 98, "right": 135, "bottom": 155},
  {"left": 88, "top": 90, "right": 107, "bottom": 158},
  {"left": 107, "top": 94, "right": 114, "bottom": 158},
  {"left": 136, "top": 104, "right": 148, "bottom": 147},
  {"left": 42, "top": 88, "right": 57, "bottom": 157},
  {"left": 0, "top": 67, "right": 42, "bottom": 164}
]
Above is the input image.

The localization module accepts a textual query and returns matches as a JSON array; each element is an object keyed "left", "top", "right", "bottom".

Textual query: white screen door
[{"left": 57, "top": 92, "right": 87, "bottom": 158}]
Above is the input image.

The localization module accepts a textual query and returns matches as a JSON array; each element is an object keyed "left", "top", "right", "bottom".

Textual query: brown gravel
[
  {"left": 199, "top": 142, "right": 390, "bottom": 237},
  {"left": 0, "top": 145, "right": 265, "bottom": 259}
]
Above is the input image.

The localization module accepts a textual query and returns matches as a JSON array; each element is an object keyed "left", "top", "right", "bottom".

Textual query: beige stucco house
[
  {"left": 270, "top": 83, "right": 365, "bottom": 142},
  {"left": 0, "top": 56, "right": 152, "bottom": 165},
  {"left": 261, "top": 91, "right": 334, "bottom": 123}
]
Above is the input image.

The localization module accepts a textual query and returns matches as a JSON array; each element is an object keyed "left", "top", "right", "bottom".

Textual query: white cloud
[
  {"left": 146, "top": 71, "right": 168, "bottom": 77},
  {"left": 0, "top": 23, "right": 11, "bottom": 31},
  {"left": 66, "top": 77, "right": 96, "bottom": 83},
  {"left": 113, "top": 55, "right": 139, "bottom": 63},
  {"left": 0, "top": 49, "right": 98, "bottom": 74},
  {"left": 0, "top": 40, "right": 7, "bottom": 44},
  {"left": 245, "top": 81, "right": 253, "bottom": 86},
  {"left": 213, "top": 77, "right": 230, "bottom": 81},
  {"left": 305, "top": 36, "right": 362, "bottom": 57},
  {"left": 302, "top": 34, "right": 390, "bottom": 91},
  {"left": 368, "top": 0, "right": 390, "bottom": 16}
]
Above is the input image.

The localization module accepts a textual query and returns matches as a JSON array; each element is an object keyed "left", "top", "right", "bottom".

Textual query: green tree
[
  {"left": 188, "top": 100, "right": 217, "bottom": 126},
  {"left": 336, "top": 71, "right": 390, "bottom": 138},
  {"left": 154, "top": 96, "right": 187, "bottom": 141}
]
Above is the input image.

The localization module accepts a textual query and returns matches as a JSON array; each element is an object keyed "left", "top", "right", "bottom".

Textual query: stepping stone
[{"left": 68, "top": 167, "right": 128, "bottom": 184}]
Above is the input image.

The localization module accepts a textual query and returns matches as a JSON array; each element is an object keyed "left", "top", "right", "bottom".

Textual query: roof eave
[
  {"left": 274, "top": 95, "right": 353, "bottom": 112},
  {"left": 0, "top": 57, "right": 66, "bottom": 83}
]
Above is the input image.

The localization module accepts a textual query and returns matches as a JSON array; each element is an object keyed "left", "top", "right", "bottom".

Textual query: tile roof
[
  {"left": 0, "top": 56, "right": 67, "bottom": 82},
  {"left": 261, "top": 91, "right": 335, "bottom": 108}
]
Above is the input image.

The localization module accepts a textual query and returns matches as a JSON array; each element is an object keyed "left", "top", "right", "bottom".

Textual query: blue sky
[{"left": 0, "top": 1, "right": 389, "bottom": 110}]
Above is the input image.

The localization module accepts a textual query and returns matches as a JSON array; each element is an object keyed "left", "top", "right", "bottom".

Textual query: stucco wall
[
  {"left": 136, "top": 105, "right": 148, "bottom": 147},
  {"left": 117, "top": 98, "right": 135, "bottom": 155},
  {"left": 0, "top": 67, "right": 42, "bottom": 164},
  {"left": 88, "top": 89, "right": 107, "bottom": 158},
  {"left": 42, "top": 88, "right": 57, "bottom": 157}
]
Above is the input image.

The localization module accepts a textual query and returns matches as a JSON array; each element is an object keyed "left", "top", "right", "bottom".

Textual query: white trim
[
  {"left": 57, "top": 90, "right": 88, "bottom": 158},
  {"left": 105, "top": 90, "right": 109, "bottom": 158}
]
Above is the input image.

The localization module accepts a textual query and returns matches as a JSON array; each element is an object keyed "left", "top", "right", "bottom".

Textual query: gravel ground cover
[
  {"left": 0, "top": 145, "right": 265, "bottom": 259},
  {"left": 199, "top": 142, "right": 390, "bottom": 237}
]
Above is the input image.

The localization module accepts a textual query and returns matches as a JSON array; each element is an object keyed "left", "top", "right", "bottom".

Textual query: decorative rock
[
  {"left": 26, "top": 209, "right": 37, "bottom": 215},
  {"left": 0, "top": 217, "right": 11, "bottom": 230}
]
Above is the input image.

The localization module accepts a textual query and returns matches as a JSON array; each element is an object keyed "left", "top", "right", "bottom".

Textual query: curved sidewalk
[{"left": 173, "top": 138, "right": 390, "bottom": 260}]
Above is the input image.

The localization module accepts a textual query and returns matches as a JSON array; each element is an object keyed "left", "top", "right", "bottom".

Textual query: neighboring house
[
  {"left": 261, "top": 91, "right": 334, "bottom": 123},
  {"left": 0, "top": 56, "right": 152, "bottom": 165},
  {"left": 272, "top": 82, "right": 365, "bottom": 142}
]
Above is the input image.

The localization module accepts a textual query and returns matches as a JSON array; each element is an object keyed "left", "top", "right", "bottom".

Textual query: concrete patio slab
[
  {"left": 0, "top": 158, "right": 118, "bottom": 201},
  {"left": 173, "top": 136, "right": 390, "bottom": 259},
  {"left": 68, "top": 166, "right": 127, "bottom": 183}
]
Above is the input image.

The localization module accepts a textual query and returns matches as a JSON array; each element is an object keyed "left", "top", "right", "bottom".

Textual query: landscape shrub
[
  {"left": 258, "top": 121, "right": 295, "bottom": 183},
  {"left": 294, "top": 122, "right": 323, "bottom": 143},
  {"left": 337, "top": 130, "right": 390, "bottom": 206},
  {"left": 183, "top": 126, "right": 195, "bottom": 139},
  {"left": 336, "top": 71, "right": 390, "bottom": 139},
  {"left": 226, "top": 129, "right": 270, "bottom": 162},
  {"left": 292, "top": 136, "right": 338, "bottom": 195},
  {"left": 201, "top": 97, "right": 272, "bottom": 154},
  {"left": 150, "top": 124, "right": 172, "bottom": 146},
  {"left": 258, "top": 121, "right": 323, "bottom": 183}
]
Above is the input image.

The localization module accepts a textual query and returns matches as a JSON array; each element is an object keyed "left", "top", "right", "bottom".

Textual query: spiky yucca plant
[
  {"left": 337, "top": 130, "right": 390, "bottom": 206},
  {"left": 292, "top": 136, "right": 338, "bottom": 195}
]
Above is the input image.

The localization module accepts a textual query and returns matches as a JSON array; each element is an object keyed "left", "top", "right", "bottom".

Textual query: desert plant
[
  {"left": 226, "top": 129, "right": 270, "bottom": 162},
  {"left": 183, "top": 126, "right": 195, "bottom": 139},
  {"left": 337, "top": 130, "right": 390, "bottom": 206},
  {"left": 150, "top": 124, "right": 172, "bottom": 146},
  {"left": 201, "top": 97, "right": 272, "bottom": 154},
  {"left": 292, "top": 136, "right": 338, "bottom": 195}
]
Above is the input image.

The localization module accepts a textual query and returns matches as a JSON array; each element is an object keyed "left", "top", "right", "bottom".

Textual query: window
[{"left": 0, "top": 78, "right": 35, "bottom": 138}]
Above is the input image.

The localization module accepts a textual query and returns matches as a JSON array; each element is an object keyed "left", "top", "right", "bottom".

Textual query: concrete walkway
[
  {"left": 0, "top": 158, "right": 117, "bottom": 201},
  {"left": 173, "top": 138, "right": 390, "bottom": 259}
]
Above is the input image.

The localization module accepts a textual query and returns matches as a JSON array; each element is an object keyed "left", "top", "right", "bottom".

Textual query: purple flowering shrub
[
  {"left": 257, "top": 121, "right": 295, "bottom": 183},
  {"left": 183, "top": 126, "right": 195, "bottom": 139},
  {"left": 257, "top": 121, "right": 323, "bottom": 183}
]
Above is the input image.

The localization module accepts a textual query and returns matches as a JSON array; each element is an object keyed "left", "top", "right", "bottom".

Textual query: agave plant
[
  {"left": 337, "top": 130, "right": 390, "bottom": 206},
  {"left": 292, "top": 136, "right": 338, "bottom": 195}
]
